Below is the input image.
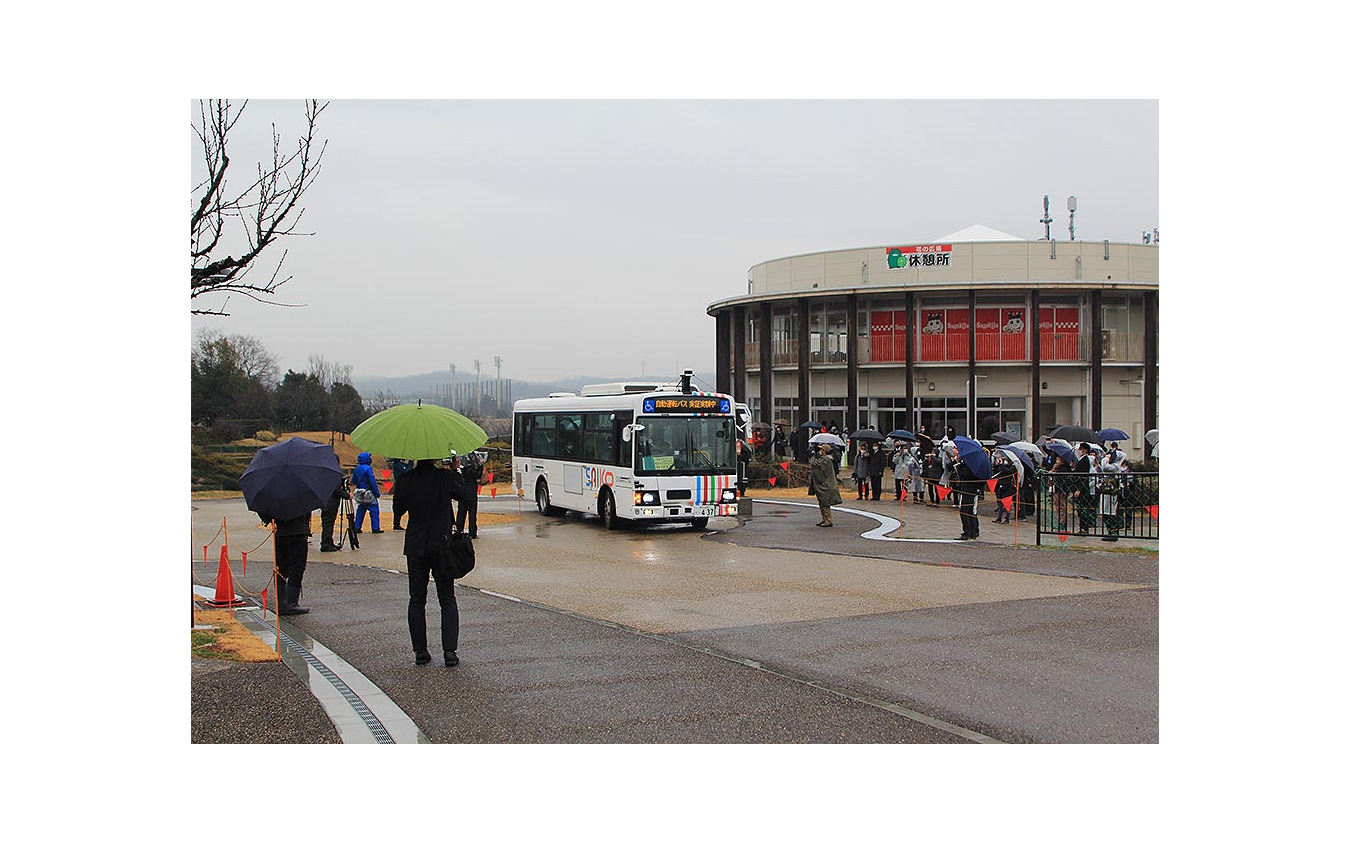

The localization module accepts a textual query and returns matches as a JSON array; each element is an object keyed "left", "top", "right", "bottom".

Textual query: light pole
[
  {"left": 1120, "top": 377, "right": 1144, "bottom": 457},
  {"left": 966, "top": 374, "right": 989, "bottom": 438}
]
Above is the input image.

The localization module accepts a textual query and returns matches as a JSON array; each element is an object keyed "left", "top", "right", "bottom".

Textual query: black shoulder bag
[{"left": 439, "top": 528, "right": 476, "bottom": 579}]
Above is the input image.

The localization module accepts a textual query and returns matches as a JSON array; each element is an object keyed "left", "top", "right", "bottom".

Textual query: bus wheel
[
  {"left": 536, "top": 480, "right": 560, "bottom": 517},
  {"left": 691, "top": 517, "right": 709, "bottom": 530},
  {"left": 600, "top": 490, "right": 621, "bottom": 530}
]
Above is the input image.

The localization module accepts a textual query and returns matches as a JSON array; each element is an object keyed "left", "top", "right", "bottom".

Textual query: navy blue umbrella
[
  {"left": 1000, "top": 444, "right": 1037, "bottom": 472},
  {"left": 240, "top": 437, "right": 343, "bottom": 522},
  {"left": 1097, "top": 428, "right": 1130, "bottom": 441},
  {"left": 952, "top": 435, "right": 992, "bottom": 480},
  {"left": 801, "top": 421, "right": 824, "bottom": 430},
  {"left": 1046, "top": 441, "right": 1077, "bottom": 464},
  {"left": 887, "top": 429, "right": 916, "bottom": 441}
]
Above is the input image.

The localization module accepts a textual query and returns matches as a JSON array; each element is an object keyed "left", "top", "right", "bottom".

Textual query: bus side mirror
[{"left": 623, "top": 424, "right": 644, "bottom": 443}]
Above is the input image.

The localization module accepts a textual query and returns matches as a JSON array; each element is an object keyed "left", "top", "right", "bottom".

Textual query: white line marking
[{"left": 755, "top": 498, "right": 963, "bottom": 543}]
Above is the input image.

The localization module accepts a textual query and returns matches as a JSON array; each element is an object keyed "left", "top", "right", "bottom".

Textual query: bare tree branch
[{"left": 191, "top": 99, "right": 329, "bottom": 315}]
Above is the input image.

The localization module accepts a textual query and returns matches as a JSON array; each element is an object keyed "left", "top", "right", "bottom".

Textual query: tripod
[{"left": 338, "top": 478, "right": 359, "bottom": 550}]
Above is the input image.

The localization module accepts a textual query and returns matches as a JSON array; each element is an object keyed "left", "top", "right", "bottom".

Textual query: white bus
[{"left": 512, "top": 372, "right": 741, "bottom": 529}]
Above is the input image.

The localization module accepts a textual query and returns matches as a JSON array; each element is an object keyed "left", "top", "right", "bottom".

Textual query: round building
[{"left": 707, "top": 225, "right": 1159, "bottom": 460}]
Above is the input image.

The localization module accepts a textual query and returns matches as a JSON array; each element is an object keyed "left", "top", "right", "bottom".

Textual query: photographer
[
  {"left": 319, "top": 474, "right": 349, "bottom": 552},
  {"left": 456, "top": 451, "right": 484, "bottom": 539}
]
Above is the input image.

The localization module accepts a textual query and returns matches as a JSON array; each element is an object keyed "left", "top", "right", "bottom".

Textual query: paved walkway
[{"left": 191, "top": 491, "right": 1157, "bottom": 744}]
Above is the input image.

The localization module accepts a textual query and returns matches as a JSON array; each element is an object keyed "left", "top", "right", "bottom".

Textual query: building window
[
  {"left": 975, "top": 295, "right": 1028, "bottom": 361},
  {"left": 1038, "top": 297, "right": 1084, "bottom": 361},
  {"left": 1102, "top": 294, "right": 1144, "bottom": 362},
  {"left": 865, "top": 299, "right": 907, "bottom": 363},
  {"left": 916, "top": 297, "right": 968, "bottom": 363},
  {"left": 772, "top": 306, "right": 798, "bottom": 366},
  {"left": 809, "top": 302, "right": 849, "bottom": 364}
]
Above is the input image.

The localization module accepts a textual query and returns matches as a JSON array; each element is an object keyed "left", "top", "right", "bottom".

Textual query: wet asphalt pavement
[{"left": 191, "top": 491, "right": 1158, "bottom": 744}]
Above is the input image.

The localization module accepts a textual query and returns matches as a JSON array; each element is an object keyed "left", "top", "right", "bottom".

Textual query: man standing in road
[
  {"left": 389, "top": 457, "right": 415, "bottom": 531},
  {"left": 456, "top": 452, "right": 484, "bottom": 539},
  {"left": 953, "top": 454, "right": 981, "bottom": 540},
  {"left": 392, "top": 458, "right": 461, "bottom": 667},
  {"left": 810, "top": 444, "right": 843, "bottom": 527},
  {"left": 258, "top": 509, "right": 313, "bottom": 614}
]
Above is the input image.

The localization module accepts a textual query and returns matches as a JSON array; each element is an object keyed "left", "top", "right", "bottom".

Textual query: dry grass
[{"left": 192, "top": 608, "right": 281, "bottom": 662}]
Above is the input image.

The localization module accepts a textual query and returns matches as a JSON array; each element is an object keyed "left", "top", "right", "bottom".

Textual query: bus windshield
[{"left": 636, "top": 416, "right": 737, "bottom": 475}]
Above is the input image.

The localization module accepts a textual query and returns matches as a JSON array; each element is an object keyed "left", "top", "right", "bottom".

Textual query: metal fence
[{"left": 1035, "top": 470, "right": 1158, "bottom": 545}]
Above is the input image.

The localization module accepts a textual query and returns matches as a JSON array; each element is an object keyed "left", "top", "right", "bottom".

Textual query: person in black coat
[
  {"left": 1072, "top": 443, "right": 1098, "bottom": 534},
  {"left": 392, "top": 459, "right": 461, "bottom": 667},
  {"left": 953, "top": 458, "right": 980, "bottom": 539},
  {"left": 258, "top": 510, "right": 313, "bottom": 614},
  {"left": 456, "top": 453, "right": 484, "bottom": 538},
  {"left": 993, "top": 456, "right": 1017, "bottom": 523},
  {"left": 318, "top": 476, "right": 346, "bottom": 552}
]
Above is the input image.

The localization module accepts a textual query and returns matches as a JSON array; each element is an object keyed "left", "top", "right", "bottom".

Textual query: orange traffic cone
[{"left": 205, "top": 545, "right": 246, "bottom": 608}]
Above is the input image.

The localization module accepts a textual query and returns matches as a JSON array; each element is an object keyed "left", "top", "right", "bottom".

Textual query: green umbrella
[{"left": 350, "top": 400, "right": 488, "bottom": 460}]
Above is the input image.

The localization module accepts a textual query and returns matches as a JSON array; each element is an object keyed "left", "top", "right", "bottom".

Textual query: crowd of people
[{"left": 799, "top": 423, "right": 1153, "bottom": 542}]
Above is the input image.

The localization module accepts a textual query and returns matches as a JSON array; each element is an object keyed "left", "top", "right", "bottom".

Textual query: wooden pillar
[
  {"left": 715, "top": 309, "right": 731, "bottom": 395},
  {"left": 1144, "top": 290, "right": 1158, "bottom": 434},
  {"left": 846, "top": 294, "right": 859, "bottom": 431},
  {"left": 759, "top": 301, "right": 773, "bottom": 425},
  {"left": 966, "top": 290, "right": 976, "bottom": 437},
  {"left": 905, "top": 291, "right": 916, "bottom": 432},
  {"left": 797, "top": 299, "right": 811, "bottom": 425},
  {"left": 1090, "top": 290, "right": 1103, "bottom": 430},
  {"left": 1031, "top": 290, "right": 1042, "bottom": 439},
  {"left": 732, "top": 306, "right": 747, "bottom": 408}
]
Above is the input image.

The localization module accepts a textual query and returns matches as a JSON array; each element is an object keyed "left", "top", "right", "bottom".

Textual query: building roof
[{"left": 935, "top": 224, "right": 1024, "bottom": 242}]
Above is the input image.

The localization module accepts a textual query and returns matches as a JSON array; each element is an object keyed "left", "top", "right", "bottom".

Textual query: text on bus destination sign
[{"left": 642, "top": 396, "right": 731, "bottom": 414}]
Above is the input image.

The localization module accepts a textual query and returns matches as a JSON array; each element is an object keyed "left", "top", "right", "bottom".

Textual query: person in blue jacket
[{"left": 352, "top": 451, "right": 384, "bottom": 534}]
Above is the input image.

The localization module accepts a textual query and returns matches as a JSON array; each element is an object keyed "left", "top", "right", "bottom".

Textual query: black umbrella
[
  {"left": 916, "top": 432, "right": 936, "bottom": 453},
  {"left": 240, "top": 437, "right": 343, "bottom": 522},
  {"left": 850, "top": 429, "right": 884, "bottom": 441},
  {"left": 801, "top": 421, "right": 824, "bottom": 430},
  {"left": 991, "top": 431, "right": 1017, "bottom": 445},
  {"left": 1049, "top": 424, "right": 1102, "bottom": 445}
]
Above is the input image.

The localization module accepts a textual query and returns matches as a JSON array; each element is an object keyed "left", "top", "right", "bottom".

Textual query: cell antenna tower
[
  {"left": 1040, "top": 195, "right": 1053, "bottom": 240},
  {"left": 1067, "top": 196, "right": 1077, "bottom": 241}
]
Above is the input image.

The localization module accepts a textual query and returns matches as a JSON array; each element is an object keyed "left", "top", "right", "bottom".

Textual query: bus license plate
[{"left": 694, "top": 506, "right": 716, "bottom": 517}]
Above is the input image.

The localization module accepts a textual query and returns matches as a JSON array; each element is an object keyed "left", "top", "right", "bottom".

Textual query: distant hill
[{"left": 351, "top": 370, "right": 720, "bottom": 403}]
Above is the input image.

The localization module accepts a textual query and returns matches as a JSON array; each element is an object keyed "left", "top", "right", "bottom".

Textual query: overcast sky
[{"left": 190, "top": 99, "right": 1157, "bottom": 384}]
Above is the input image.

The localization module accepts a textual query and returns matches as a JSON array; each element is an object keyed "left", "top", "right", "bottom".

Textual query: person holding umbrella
[
  {"left": 239, "top": 437, "right": 344, "bottom": 615},
  {"left": 851, "top": 441, "right": 872, "bottom": 500},
  {"left": 393, "top": 457, "right": 461, "bottom": 666},
  {"left": 809, "top": 443, "right": 843, "bottom": 527},
  {"left": 951, "top": 436, "right": 991, "bottom": 540},
  {"left": 993, "top": 451, "right": 1017, "bottom": 523},
  {"left": 1072, "top": 442, "right": 1098, "bottom": 535}
]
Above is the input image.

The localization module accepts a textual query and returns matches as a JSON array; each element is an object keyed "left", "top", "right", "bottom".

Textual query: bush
[
  {"left": 254, "top": 430, "right": 278, "bottom": 442},
  {"left": 191, "top": 445, "right": 247, "bottom": 491},
  {"left": 744, "top": 456, "right": 809, "bottom": 489}
]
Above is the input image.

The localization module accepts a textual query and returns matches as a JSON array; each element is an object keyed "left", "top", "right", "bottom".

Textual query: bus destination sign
[{"left": 643, "top": 396, "right": 731, "bottom": 414}]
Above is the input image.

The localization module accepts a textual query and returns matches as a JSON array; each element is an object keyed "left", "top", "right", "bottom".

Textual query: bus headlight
[{"left": 635, "top": 491, "right": 661, "bottom": 505}]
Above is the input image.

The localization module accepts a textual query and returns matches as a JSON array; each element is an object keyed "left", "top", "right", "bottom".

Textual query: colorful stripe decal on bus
[{"left": 693, "top": 475, "right": 734, "bottom": 505}]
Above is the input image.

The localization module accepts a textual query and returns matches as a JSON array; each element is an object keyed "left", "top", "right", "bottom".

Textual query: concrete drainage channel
[{"left": 193, "top": 585, "right": 428, "bottom": 744}]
